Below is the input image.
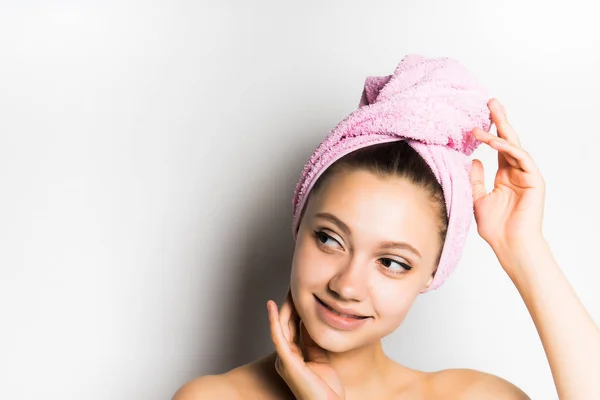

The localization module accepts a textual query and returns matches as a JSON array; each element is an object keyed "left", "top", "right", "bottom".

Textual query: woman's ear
[{"left": 419, "top": 273, "right": 435, "bottom": 294}]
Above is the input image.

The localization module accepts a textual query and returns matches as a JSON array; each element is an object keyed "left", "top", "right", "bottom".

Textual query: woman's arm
[
  {"left": 470, "top": 98, "right": 600, "bottom": 399},
  {"left": 495, "top": 238, "right": 600, "bottom": 399}
]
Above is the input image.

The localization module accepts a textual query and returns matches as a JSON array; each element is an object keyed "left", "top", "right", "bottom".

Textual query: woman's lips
[{"left": 314, "top": 295, "right": 371, "bottom": 331}]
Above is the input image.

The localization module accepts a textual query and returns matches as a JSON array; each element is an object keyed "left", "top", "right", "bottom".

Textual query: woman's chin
[{"left": 305, "top": 320, "right": 370, "bottom": 353}]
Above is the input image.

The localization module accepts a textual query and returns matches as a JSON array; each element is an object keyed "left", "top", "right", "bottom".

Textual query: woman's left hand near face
[
  {"left": 268, "top": 290, "right": 345, "bottom": 399},
  {"left": 469, "top": 98, "right": 547, "bottom": 261}
]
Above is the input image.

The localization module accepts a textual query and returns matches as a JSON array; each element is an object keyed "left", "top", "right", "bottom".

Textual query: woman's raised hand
[
  {"left": 267, "top": 290, "right": 345, "bottom": 400},
  {"left": 469, "top": 98, "right": 546, "bottom": 263}
]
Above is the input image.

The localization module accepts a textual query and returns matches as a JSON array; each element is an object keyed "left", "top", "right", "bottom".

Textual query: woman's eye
[
  {"left": 314, "top": 231, "right": 341, "bottom": 249},
  {"left": 380, "top": 258, "right": 412, "bottom": 272}
]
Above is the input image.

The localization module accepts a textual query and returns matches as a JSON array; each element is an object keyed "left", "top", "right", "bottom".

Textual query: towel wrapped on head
[{"left": 291, "top": 54, "right": 492, "bottom": 292}]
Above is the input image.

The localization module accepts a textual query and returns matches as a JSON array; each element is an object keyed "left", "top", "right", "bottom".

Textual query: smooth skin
[{"left": 173, "top": 99, "right": 600, "bottom": 399}]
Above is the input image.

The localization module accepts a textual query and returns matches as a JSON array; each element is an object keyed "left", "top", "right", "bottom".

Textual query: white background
[{"left": 1, "top": 1, "right": 599, "bottom": 399}]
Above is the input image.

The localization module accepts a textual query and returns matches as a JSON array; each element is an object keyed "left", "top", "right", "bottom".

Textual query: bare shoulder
[
  {"left": 172, "top": 374, "right": 240, "bottom": 400},
  {"left": 431, "top": 368, "right": 530, "bottom": 399},
  {"left": 172, "top": 353, "right": 290, "bottom": 400}
]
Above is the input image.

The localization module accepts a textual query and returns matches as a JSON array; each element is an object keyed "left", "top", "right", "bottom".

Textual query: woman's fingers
[
  {"left": 472, "top": 127, "right": 519, "bottom": 168},
  {"left": 268, "top": 300, "right": 300, "bottom": 380},
  {"left": 472, "top": 127, "right": 537, "bottom": 173},
  {"left": 268, "top": 300, "right": 331, "bottom": 399},
  {"left": 489, "top": 98, "right": 521, "bottom": 147},
  {"left": 268, "top": 300, "right": 293, "bottom": 360},
  {"left": 280, "top": 290, "right": 301, "bottom": 354},
  {"left": 279, "top": 292, "right": 294, "bottom": 342},
  {"left": 268, "top": 300, "right": 298, "bottom": 390},
  {"left": 469, "top": 159, "right": 487, "bottom": 203},
  {"left": 299, "top": 321, "right": 329, "bottom": 364}
]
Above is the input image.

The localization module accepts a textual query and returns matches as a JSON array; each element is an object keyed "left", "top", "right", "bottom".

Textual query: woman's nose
[{"left": 327, "top": 258, "right": 368, "bottom": 302}]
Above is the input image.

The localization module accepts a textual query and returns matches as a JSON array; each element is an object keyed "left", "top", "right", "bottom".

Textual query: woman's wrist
[{"left": 490, "top": 234, "right": 553, "bottom": 284}]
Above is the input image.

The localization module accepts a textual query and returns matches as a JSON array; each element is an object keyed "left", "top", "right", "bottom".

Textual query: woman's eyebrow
[
  {"left": 314, "top": 212, "right": 422, "bottom": 259},
  {"left": 379, "top": 241, "right": 422, "bottom": 259},
  {"left": 314, "top": 212, "right": 351, "bottom": 236}
]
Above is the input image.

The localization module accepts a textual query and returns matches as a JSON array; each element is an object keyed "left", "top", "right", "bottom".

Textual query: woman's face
[{"left": 290, "top": 168, "right": 443, "bottom": 353}]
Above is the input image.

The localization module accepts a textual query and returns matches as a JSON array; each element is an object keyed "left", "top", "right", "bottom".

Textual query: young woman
[{"left": 173, "top": 56, "right": 600, "bottom": 399}]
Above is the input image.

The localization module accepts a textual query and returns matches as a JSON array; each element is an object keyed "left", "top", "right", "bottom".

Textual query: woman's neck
[
  {"left": 322, "top": 340, "right": 393, "bottom": 388},
  {"left": 261, "top": 343, "right": 415, "bottom": 398}
]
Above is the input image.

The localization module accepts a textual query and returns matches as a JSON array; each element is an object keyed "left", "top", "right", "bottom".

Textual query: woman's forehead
[
  {"left": 314, "top": 169, "right": 431, "bottom": 209},
  {"left": 307, "top": 169, "right": 440, "bottom": 240}
]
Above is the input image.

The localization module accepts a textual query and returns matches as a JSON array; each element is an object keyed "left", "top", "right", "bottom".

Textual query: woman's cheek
[
  {"left": 292, "top": 240, "right": 336, "bottom": 285},
  {"left": 372, "top": 283, "right": 417, "bottom": 322}
]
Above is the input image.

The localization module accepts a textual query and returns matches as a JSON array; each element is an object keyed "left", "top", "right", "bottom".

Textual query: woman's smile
[{"left": 314, "top": 295, "right": 372, "bottom": 331}]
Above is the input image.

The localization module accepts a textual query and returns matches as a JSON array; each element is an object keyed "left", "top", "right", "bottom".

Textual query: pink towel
[{"left": 291, "top": 54, "right": 492, "bottom": 292}]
